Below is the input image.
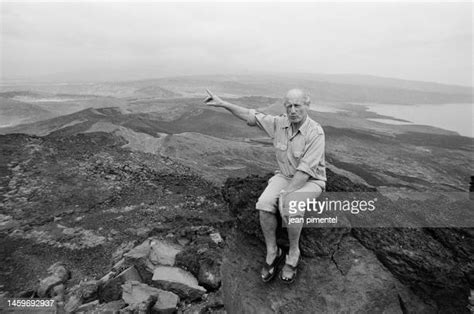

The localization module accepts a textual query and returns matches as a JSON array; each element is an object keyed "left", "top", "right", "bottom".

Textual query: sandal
[
  {"left": 280, "top": 255, "right": 300, "bottom": 284},
  {"left": 261, "top": 247, "right": 284, "bottom": 283}
]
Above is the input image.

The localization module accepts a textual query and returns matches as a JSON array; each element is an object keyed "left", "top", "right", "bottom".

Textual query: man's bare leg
[
  {"left": 259, "top": 210, "right": 278, "bottom": 264},
  {"left": 286, "top": 219, "right": 303, "bottom": 265}
]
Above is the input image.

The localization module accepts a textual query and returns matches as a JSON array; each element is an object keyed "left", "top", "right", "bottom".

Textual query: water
[
  {"left": 310, "top": 104, "right": 344, "bottom": 113},
  {"left": 363, "top": 103, "right": 473, "bottom": 137}
]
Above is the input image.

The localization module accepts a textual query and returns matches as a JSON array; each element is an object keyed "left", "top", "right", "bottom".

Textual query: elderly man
[{"left": 205, "top": 88, "right": 326, "bottom": 284}]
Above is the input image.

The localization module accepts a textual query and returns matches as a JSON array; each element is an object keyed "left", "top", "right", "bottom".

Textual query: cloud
[{"left": 1, "top": 2, "right": 472, "bottom": 85}]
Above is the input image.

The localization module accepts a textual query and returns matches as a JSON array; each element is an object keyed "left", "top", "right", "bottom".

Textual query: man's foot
[
  {"left": 280, "top": 252, "right": 300, "bottom": 284},
  {"left": 261, "top": 247, "right": 284, "bottom": 283}
]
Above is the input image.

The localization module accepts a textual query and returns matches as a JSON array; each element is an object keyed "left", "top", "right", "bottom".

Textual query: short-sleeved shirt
[{"left": 247, "top": 109, "right": 326, "bottom": 184}]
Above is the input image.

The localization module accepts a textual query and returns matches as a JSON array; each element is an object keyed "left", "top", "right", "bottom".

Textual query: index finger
[{"left": 205, "top": 89, "right": 214, "bottom": 97}]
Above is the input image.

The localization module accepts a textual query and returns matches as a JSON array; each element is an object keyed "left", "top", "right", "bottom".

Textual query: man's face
[{"left": 284, "top": 99, "right": 309, "bottom": 124}]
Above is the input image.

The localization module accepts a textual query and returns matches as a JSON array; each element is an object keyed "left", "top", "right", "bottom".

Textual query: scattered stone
[
  {"left": 96, "top": 299, "right": 126, "bottom": 312},
  {"left": 198, "top": 261, "right": 221, "bottom": 291},
  {"left": 51, "top": 284, "right": 65, "bottom": 302},
  {"left": 48, "top": 262, "right": 70, "bottom": 281},
  {"left": 9, "top": 229, "right": 24, "bottom": 237},
  {"left": 175, "top": 245, "right": 222, "bottom": 291},
  {"left": 99, "top": 266, "right": 142, "bottom": 303},
  {"left": 209, "top": 232, "right": 223, "bottom": 246},
  {"left": 122, "top": 281, "right": 179, "bottom": 313},
  {"left": 37, "top": 262, "right": 70, "bottom": 298},
  {"left": 0, "top": 214, "right": 20, "bottom": 232},
  {"left": 152, "top": 291, "right": 181, "bottom": 314},
  {"left": 177, "top": 238, "right": 191, "bottom": 246},
  {"left": 135, "top": 227, "right": 151, "bottom": 237},
  {"left": 123, "top": 239, "right": 155, "bottom": 282},
  {"left": 124, "top": 239, "right": 151, "bottom": 260},
  {"left": 152, "top": 266, "right": 206, "bottom": 301},
  {"left": 64, "top": 280, "right": 99, "bottom": 312},
  {"left": 75, "top": 299, "right": 99, "bottom": 312},
  {"left": 37, "top": 275, "right": 63, "bottom": 298},
  {"left": 149, "top": 239, "right": 182, "bottom": 266},
  {"left": 64, "top": 294, "right": 82, "bottom": 313},
  {"left": 125, "top": 227, "right": 151, "bottom": 237},
  {"left": 99, "top": 271, "right": 116, "bottom": 284},
  {"left": 112, "top": 240, "right": 136, "bottom": 264}
]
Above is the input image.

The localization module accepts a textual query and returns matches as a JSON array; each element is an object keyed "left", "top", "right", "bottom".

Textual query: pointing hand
[{"left": 204, "top": 89, "right": 225, "bottom": 107}]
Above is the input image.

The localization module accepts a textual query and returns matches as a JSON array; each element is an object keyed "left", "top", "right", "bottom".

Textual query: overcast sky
[{"left": 1, "top": 1, "right": 472, "bottom": 85}]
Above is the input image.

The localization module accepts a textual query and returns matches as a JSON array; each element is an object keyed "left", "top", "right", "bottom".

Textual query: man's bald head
[{"left": 284, "top": 89, "right": 311, "bottom": 106}]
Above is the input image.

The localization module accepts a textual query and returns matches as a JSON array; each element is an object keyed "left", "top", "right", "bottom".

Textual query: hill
[
  {"left": 1, "top": 73, "right": 471, "bottom": 103},
  {"left": 0, "top": 97, "right": 54, "bottom": 127}
]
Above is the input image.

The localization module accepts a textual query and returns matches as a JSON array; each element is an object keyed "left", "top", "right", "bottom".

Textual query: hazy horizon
[{"left": 1, "top": 2, "right": 472, "bottom": 86}]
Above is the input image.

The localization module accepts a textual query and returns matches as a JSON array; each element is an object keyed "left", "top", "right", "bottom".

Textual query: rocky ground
[
  {"left": 222, "top": 174, "right": 473, "bottom": 313},
  {"left": 0, "top": 131, "right": 472, "bottom": 313},
  {"left": 0, "top": 132, "right": 232, "bottom": 312}
]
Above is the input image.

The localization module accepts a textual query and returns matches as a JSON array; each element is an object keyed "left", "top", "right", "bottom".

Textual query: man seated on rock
[{"left": 204, "top": 88, "right": 326, "bottom": 284}]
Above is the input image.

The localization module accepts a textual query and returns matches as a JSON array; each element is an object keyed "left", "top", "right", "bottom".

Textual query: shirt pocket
[
  {"left": 274, "top": 140, "right": 288, "bottom": 163},
  {"left": 290, "top": 137, "right": 305, "bottom": 160},
  {"left": 293, "top": 150, "right": 303, "bottom": 159}
]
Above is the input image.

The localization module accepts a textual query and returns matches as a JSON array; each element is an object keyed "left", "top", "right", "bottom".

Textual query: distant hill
[
  {"left": 141, "top": 73, "right": 473, "bottom": 104},
  {"left": 0, "top": 97, "right": 54, "bottom": 127},
  {"left": 0, "top": 83, "right": 181, "bottom": 99},
  {"left": 1, "top": 73, "right": 471, "bottom": 104}
]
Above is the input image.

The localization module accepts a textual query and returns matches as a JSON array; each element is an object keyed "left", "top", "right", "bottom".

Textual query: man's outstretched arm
[{"left": 204, "top": 89, "right": 249, "bottom": 121}]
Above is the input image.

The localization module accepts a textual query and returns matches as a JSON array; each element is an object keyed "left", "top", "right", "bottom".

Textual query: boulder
[
  {"left": 222, "top": 170, "right": 359, "bottom": 257},
  {"left": 353, "top": 227, "right": 472, "bottom": 313},
  {"left": 209, "top": 232, "right": 224, "bottom": 246},
  {"left": 182, "top": 290, "right": 225, "bottom": 314},
  {"left": 123, "top": 295, "right": 156, "bottom": 313},
  {"left": 123, "top": 238, "right": 183, "bottom": 282},
  {"left": 37, "top": 262, "right": 70, "bottom": 298},
  {"left": 175, "top": 244, "right": 222, "bottom": 291},
  {"left": 95, "top": 299, "right": 126, "bottom": 312},
  {"left": 152, "top": 266, "right": 206, "bottom": 301},
  {"left": 149, "top": 239, "right": 182, "bottom": 266},
  {"left": 51, "top": 284, "right": 65, "bottom": 302},
  {"left": 222, "top": 172, "right": 472, "bottom": 312},
  {"left": 124, "top": 239, "right": 155, "bottom": 282},
  {"left": 99, "top": 266, "right": 142, "bottom": 302},
  {"left": 121, "top": 281, "right": 179, "bottom": 313},
  {"left": 37, "top": 276, "right": 64, "bottom": 298},
  {"left": 75, "top": 300, "right": 99, "bottom": 312},
  {"left": 64, "top": 280, "right": 99, "bottom": 313},
  {"left": 152, "top": 290, "right": 181, "bottom": 314},
  {"left": 221, "top": 230, "right": 435, "bottom": 314}
]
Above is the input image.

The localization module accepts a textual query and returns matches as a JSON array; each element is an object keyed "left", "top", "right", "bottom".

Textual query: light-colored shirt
[{"left": 247, "top": 109, "right": 326, "bottom": 183}]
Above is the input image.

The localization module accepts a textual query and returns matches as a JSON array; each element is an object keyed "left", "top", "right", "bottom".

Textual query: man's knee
[
  {"left": 279, "top": 186, "right": 322, "bottom": 219},
  {"left": 256, "top": 195, "right": 278, "bottom": 214}
]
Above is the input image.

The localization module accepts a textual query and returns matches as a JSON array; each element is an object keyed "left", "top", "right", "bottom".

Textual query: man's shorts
[{"left": 256, "top": 173, "right": 325, "bottom": 216}]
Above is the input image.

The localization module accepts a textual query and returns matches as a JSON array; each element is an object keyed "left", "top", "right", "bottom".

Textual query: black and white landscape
[{"left": 0, "top": 2, "right": 472, "bottom": 314}]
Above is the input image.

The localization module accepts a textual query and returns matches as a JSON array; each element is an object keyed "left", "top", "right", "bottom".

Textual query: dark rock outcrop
[
  {"left": 222, "top": 170, "right": 472, "bottom": 313},
  {"left": 222, "top": 230, "right": 435, "bottom": 313},
  {"left": 175, "top": 236, "right": 223, "bottom": 291},
  {"left": 352, "top": 227, "right": 472, "bottom": 313},
  {"left": 222, "top": 169, "right": 373, "bottom": 257}
]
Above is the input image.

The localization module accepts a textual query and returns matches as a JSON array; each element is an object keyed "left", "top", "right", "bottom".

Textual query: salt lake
[{"left": 362, "top": 103, "right": 473, "bottom": 137}]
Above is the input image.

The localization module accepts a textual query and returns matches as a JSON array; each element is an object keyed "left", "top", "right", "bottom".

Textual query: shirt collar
[{"left": 282, "top": 115, "right": 311, "bottom": 136}]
